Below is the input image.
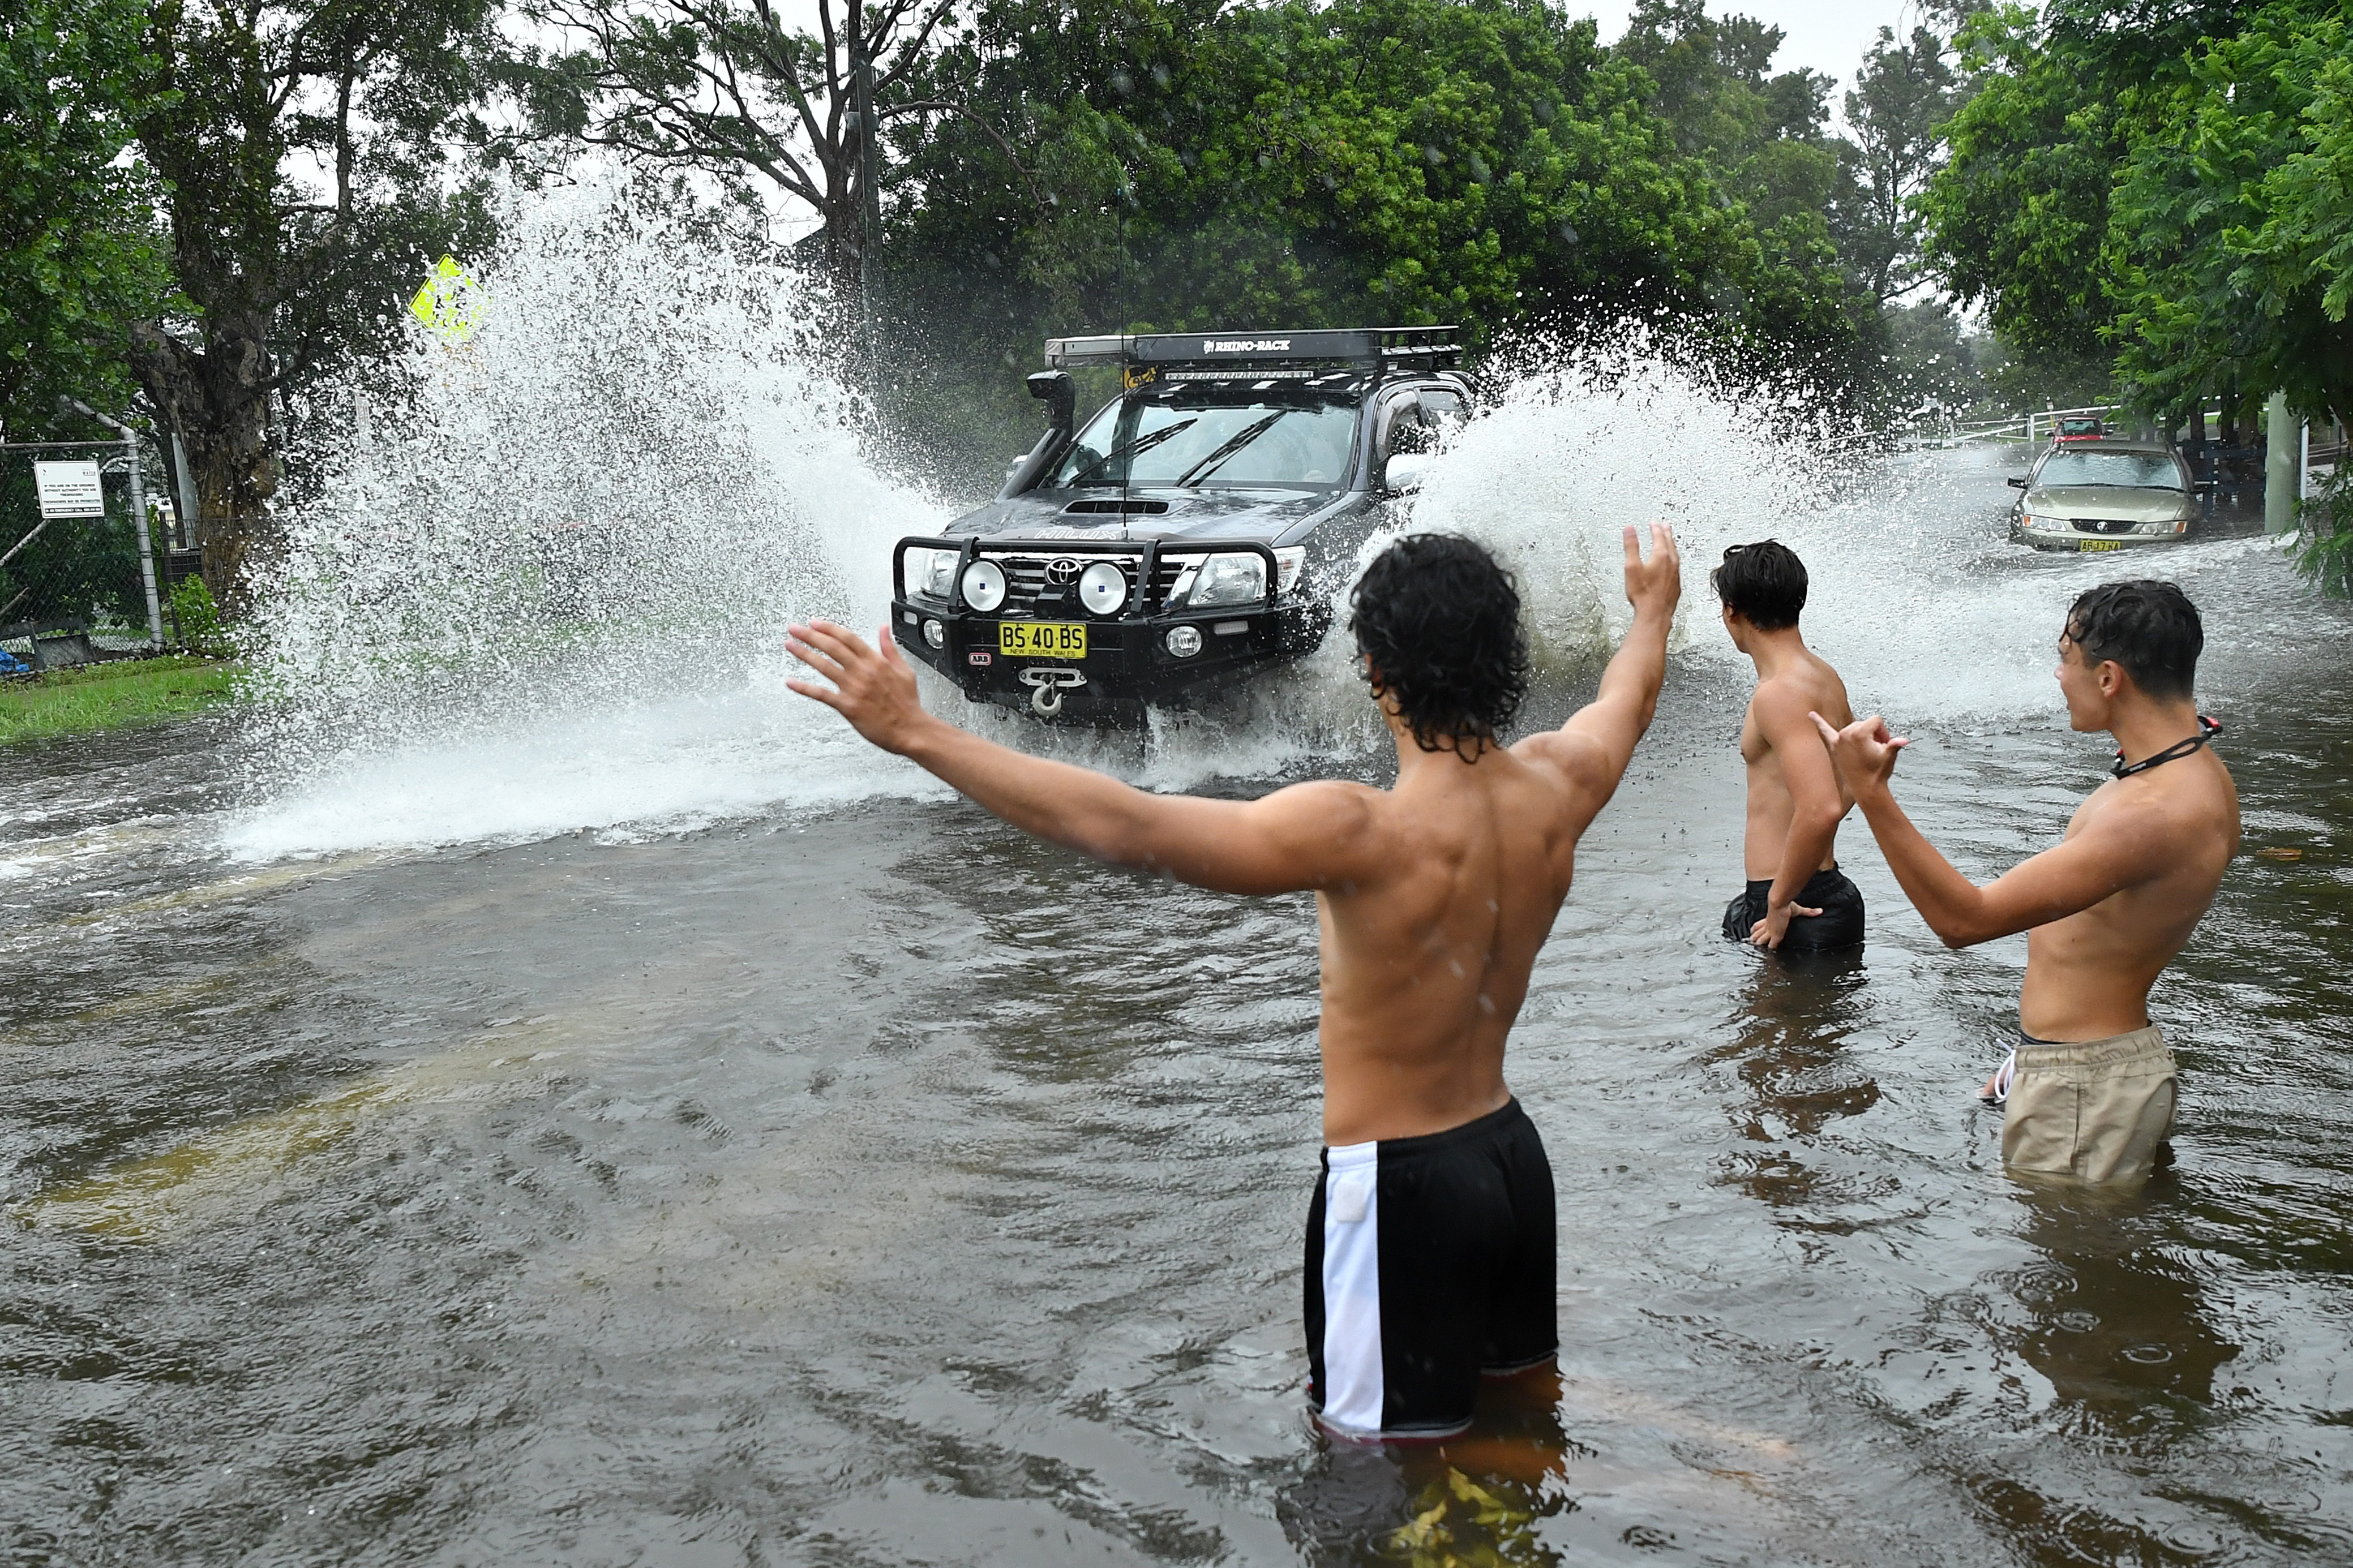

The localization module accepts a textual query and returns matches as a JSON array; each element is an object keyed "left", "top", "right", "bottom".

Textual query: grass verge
[{"left": 0, "top": 656, "right": 241, "bottom": 746}]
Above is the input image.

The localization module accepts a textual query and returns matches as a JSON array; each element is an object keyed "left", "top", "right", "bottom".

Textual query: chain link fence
[{"left": 0, "top": 435, "right": 202, "bottom": 676}]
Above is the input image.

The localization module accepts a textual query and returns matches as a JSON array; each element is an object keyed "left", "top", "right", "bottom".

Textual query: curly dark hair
[{"left": 1349, "top": 533, "right": 1530, "bottom": 753}]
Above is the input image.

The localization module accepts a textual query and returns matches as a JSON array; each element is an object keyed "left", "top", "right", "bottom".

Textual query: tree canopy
[
  {"left": 875, "top": 0, "right": 1892, "bottom": 469},
  {"left": 42, "top": 0, "right": 2350, "bottom": 609},
  {"left": 1921, "top": 0, "right": 2351, "bottom": 420},
  {"left": 128, "top": 0, "right": 504, "bottom": 603},
  {"left": 0, "top": 0, "right": 173, "bottom": 441}
]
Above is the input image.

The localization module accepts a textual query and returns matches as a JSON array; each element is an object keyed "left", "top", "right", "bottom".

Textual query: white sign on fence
[{"left": 33, "top": 459, "right": 104, "bottom": 519}]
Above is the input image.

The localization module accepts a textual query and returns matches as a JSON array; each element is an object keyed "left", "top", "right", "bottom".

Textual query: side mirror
[
  {"left": 1384, "top": 453, "right": 1431, "bottom": 495},
  {"left": 2006, "top": 476, "right": 2028, "bottom": 489}
]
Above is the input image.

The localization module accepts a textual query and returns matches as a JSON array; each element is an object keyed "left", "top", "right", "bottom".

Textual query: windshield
[
  {"left": 1048, "top": 396, "right": 1358, "bottom": 488},
  {"left": 2036, "top": 450, "right": 2183, "bottom": 489}
]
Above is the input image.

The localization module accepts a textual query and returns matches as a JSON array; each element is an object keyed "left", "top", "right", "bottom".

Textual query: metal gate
[{"left": 0, "top": 422, "right": 177, "bottom": 673}]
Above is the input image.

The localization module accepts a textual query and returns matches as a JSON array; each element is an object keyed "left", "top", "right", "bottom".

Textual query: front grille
[
  {"left": 1150, "top": 557, "right": 1190, "bottom": 611},
  {"left": 971, "top": 548, "right": 1214, "bottom": 617},
  {"left": 2074, "top": 517, "right": 2136, "bottom": 535},
  {"left": 982, "top": 552, "right": 1138, "bottom": 617}
]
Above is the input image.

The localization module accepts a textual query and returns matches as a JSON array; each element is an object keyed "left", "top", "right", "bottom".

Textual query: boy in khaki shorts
[{"left": 1812, "top": 581, "right": 2239, "bottom": 1185}]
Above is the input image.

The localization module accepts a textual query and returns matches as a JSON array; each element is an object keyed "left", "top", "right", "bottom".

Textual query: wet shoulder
[
  {"left": 1750, "top": 672, "right": 1836, "bottom": 741},
  {"left": 1808, "top": 650, "right": 1856, "bottom": 724},
  {"left": 2065, "top": 757, "right": 2240, "bottom": 861}
]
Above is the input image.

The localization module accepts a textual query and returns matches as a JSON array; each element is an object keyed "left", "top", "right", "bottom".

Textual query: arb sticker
[{"left": 968, "top": 651, "right": 992, "bottom": 665}]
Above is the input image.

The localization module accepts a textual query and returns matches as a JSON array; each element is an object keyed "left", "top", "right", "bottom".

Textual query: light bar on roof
[{"left": 1043, "top": 326, "right": 1459, "bottom": 371}]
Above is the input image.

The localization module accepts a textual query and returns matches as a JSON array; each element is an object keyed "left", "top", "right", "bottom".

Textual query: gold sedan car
[{"left": 2007, "top": 439, "right": 2205, "bottom": 552}]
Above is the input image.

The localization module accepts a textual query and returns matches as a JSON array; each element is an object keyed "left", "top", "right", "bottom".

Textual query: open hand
[
  {"left": 786, "top": 621, "right": 931, "bottom": 754},
  {"left": 1623, "top": 522, "right": 1681, "bottom": 620},
  {"left": 1810, "top": 711, "right": 1909, "bottom": 796},
  {"left": 1750, "top": 900, "right": 1824, "bottom": 949}
]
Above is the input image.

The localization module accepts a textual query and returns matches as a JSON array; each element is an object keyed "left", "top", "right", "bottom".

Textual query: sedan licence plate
[
  {"left": 1000, "top": 621, "right": 1087, "bottom": 659},
  {"left": 2077, "top": 540, "right": 2124, "bottom": 552}
]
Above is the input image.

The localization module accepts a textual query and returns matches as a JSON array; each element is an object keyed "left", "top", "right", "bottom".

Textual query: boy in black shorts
[{"left": 787, "top": 526, "right": 1681, "bottom": 1436}]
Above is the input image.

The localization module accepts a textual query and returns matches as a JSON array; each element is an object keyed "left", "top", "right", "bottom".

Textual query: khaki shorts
[{"left": 2000, "top": 1025, "right": 2178, "bottom": 1185}]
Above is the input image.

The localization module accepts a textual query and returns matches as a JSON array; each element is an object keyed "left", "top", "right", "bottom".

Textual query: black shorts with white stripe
[{"left": 1305, "top": 1097, "right": 1558, "bottom": 1440}]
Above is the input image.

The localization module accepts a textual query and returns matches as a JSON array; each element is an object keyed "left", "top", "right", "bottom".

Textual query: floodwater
[{"left": 6, "top": 445, "right": 2353, "bottom": 1566}]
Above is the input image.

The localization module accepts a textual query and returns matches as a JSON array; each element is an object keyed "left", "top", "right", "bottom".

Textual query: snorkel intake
[{"left": 998, "top": 371, "right": 1075, "bottom": 499}]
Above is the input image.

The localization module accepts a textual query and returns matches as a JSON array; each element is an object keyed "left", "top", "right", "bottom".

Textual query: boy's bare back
[{"left": 1314, "top": 740, "right": 1602, "bottom": 1144}]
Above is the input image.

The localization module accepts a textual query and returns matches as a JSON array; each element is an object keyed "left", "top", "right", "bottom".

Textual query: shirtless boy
[
  {"left": 1814, "top": 581, "right": 2238, "bottom": 1185},
  {"left": 787, "top": 526, "right": 1682, "bottom": 1439},
  {"left": 1712, "top": 542, "right": 1862, "bottom": 952}
]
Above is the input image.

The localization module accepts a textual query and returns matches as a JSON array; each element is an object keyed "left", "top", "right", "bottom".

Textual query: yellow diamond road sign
[{"left": 410, "top": 255, "right": 487, "bottom": 343}]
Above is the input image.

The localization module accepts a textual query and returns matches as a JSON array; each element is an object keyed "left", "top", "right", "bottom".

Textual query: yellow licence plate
[
  {"left": 2078, "top": 540, "right": 2124, "bottom": 552},
  {"left": 999, "top": 621, "right": 1087, "bottom": 659}
]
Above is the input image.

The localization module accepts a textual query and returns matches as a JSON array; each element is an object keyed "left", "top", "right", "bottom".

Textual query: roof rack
[{"left": 1043, "top": 327, "right": 1459, "bottom": 375}]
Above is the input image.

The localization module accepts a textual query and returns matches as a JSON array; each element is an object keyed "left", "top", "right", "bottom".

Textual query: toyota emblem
[{"left": 1044, "top": 557, "right": 1081, "bottom": 586}]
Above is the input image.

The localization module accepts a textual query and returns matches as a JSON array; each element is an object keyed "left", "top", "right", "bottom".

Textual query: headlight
[
  {"left": 1274, "top": 547, "right": 1305, "bottom": 596},
  {"left": 902, "top": 546, "right": 957, "bottom": 600},
  {"left": 2132, "top": 520, "right": 2169, "bottom": 535},
  {"left": 961, "top": 559, "right": 1007, "bottom": 613},
  {"left": 1078, "top": 560, "right": 1128, "bottom": 616},
  {"left": 1186, "top": 552, "right": 1268, "bottom": 608}
]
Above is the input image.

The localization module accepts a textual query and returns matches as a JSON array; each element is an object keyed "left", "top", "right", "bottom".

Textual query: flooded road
[{"left": 6, "top": 446, "right": 2352, "bottom": 1565}]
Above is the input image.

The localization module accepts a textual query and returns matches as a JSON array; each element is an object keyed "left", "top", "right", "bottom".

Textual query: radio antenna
[{"left": 1118, "top": 161, "right": 1133, "bottom": 541}]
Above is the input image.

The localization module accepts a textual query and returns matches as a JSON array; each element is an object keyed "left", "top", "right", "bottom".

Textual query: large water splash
[
  {"left": 228, "top": 177, "right": 955, "bottom": 858},
  {"left": 1413, "top": 336, "right": 1820, "bottom": 674},
  {"left": 224, "top": 190, "right": 2157, "bottom": 862}
]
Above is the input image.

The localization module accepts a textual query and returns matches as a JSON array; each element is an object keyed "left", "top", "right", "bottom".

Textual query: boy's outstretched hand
[
  {"left": 1623, "top": 522, "right": 1681, "bottom": 620},
  {"left": 787, "top": 621, "right": 933, "bottom": 755},
  {"left": 1811, "top": 711, "right": 1910, "bottom": 798}
]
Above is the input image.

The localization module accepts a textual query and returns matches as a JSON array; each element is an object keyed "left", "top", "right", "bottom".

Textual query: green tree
[
  {"left": 2107, "top": 0, "right": 2353, "bottom": 419},
  {"left": 0, "top": 0, "right": 173, "bottom": 441},
  {"left": 1609, "top": 0, "right": 1877, "bottom": 390},
  {"left": 1831, "top": 24, "right": 1957, "bottom": 303},
  {"left": 506, "top": 0, "right": 1038, "bottom": 317},
  {"left": 883, "top": 0, "right": 1875, "bottom": 475},
  {"left": 1914, "top": 0, "right": 2243, "bottom": 405},
  {"left": 127, "top": 0, "right": 503, "bottom": 608}
]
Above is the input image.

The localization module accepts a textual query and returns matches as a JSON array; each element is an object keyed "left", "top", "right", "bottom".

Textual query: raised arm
[
  {"left": 1749, "top": 684, "right": 1846, "bottom": 946},
  {"left": 1515, "top": 522, "right": 1681, "bottom": 832},
  {"left": 787, "top": 620, "right": 1384, "bottom": 896},
  {"left": 1812, "top": 712, "right": 2174, "bottom": 947}
]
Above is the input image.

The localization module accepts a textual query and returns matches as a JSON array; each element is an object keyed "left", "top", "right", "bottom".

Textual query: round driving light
[
  {"left": 1078, "top": 560, "right": 1127, "bottom": 616},
  {"left": 960, "top": 559, "right": 1006, "bottom": 613},
  {"left": 1165, "top": 625, "right": 1203, "bottom": 658},
  {"left": 923, "top": 618, "right": 945, "bottom": 648}
]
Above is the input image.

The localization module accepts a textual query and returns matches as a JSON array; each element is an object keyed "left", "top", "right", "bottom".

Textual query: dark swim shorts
[
  {"left": 1305, "top": 1098, "right": 1557, "bottom": 1440},
  {"left": 1721, "top": 866, "right": 1866, "bottom": 952}
]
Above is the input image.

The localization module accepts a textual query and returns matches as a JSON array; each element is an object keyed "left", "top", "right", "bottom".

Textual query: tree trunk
[{"left": 128, "top": 316, "right": 279, "bottom": 613}]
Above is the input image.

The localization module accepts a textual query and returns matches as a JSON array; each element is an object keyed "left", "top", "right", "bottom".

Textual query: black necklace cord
[{"left": 2112, "top": 715, "right": 2222, "bottom": 779}]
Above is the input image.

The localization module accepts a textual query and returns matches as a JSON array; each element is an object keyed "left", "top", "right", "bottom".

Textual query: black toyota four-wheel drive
[{"left": 891, "top": 327, "right": 1471, "bottom": 719}]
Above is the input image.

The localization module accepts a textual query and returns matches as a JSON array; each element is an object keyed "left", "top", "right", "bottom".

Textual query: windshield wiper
[
  {"left": 1065, "top": 419, "right": 1197, "bottom": 485},
  {"left": 1172, "top": 411, "right": 1288, "bottom": 487}
]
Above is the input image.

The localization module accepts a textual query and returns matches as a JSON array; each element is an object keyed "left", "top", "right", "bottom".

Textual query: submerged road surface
[{"left": 5, "top": 449, "right": 2352, "bottom": 1565}]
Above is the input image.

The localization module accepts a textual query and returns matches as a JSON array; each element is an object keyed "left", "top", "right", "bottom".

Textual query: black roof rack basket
[{"left": 1043, "top": 326, "right": 1459, "bottom": 375}]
